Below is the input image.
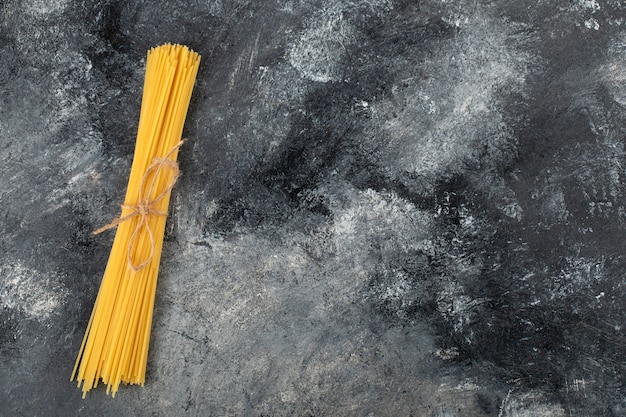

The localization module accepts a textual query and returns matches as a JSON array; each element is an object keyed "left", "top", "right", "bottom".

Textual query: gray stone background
[{"left": 1, "top": 0, "right": 626, "bottom": 416}]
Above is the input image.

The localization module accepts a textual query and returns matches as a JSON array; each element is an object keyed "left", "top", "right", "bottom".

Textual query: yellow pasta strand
[{"left": 72, "top": 44, "right": 200, "bottom": 398}]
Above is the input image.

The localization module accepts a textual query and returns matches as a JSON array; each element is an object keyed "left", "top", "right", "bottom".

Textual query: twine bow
[{"left": 94, "top": 140, "right": 184, "bottom": 271}]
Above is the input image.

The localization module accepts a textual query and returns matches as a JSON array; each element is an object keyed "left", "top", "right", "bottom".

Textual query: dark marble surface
[{"left": 1, "top": 0, "right": 626, "bottom": 415}]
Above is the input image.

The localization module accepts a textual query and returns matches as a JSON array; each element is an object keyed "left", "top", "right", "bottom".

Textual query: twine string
[{"left": 93, "top": 140, "right": 184, "bottom": 271}]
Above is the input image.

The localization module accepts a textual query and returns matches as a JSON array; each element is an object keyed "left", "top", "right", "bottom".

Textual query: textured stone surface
[{"left": 1, "top": 0, "right": 626, "bottom": 415}]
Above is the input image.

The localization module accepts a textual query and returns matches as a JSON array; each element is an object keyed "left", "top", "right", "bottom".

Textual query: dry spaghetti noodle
[{"left": 72, "top": 43, "right": 200, "bottom": 398}]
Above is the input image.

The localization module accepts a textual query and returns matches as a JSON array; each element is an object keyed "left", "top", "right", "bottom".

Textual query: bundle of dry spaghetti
[{"left": 72, "top": 44, "right": 200, "bottom": 398}]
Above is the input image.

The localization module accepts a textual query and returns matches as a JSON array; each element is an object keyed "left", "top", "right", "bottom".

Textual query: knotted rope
[{"left": 94, "top": 140, "right": 184, "bottom": 271}]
